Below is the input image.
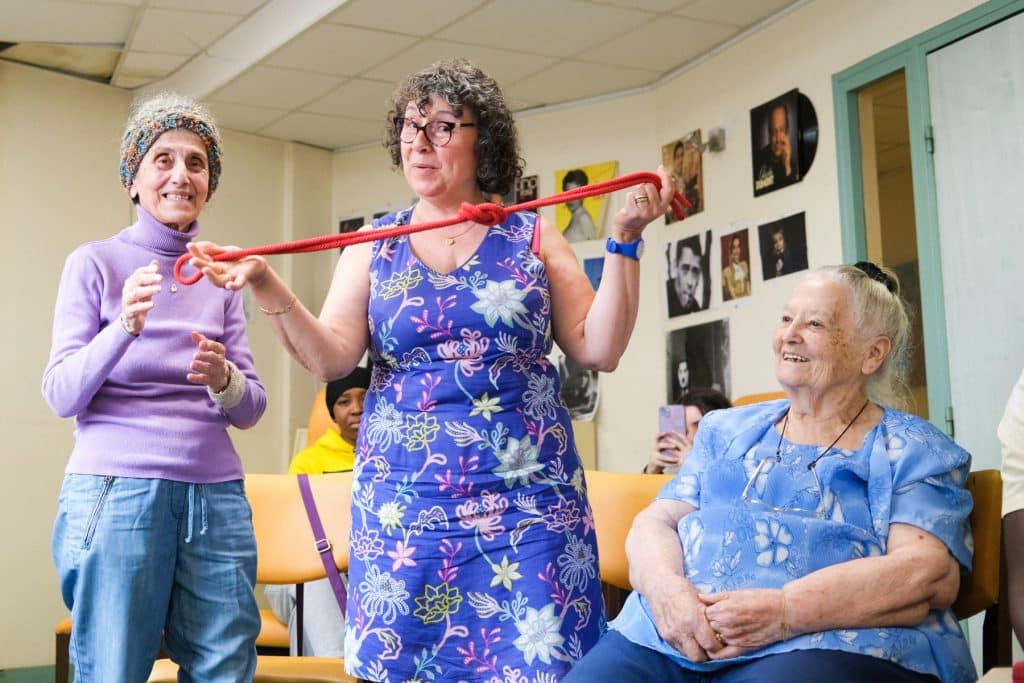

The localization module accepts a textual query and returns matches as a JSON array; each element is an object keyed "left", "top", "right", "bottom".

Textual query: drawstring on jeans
[{"left": 184, "top": 484, "right": 209, "bottom": 543}]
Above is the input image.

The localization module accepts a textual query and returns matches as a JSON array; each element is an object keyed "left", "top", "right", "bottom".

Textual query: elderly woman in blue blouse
[{"left": 565, "top": 262, "right": 975, "bottom": 683}]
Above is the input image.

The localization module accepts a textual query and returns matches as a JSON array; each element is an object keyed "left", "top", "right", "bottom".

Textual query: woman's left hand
[
  {"left": 610, "top": 164, "right": 677, "bottom": 240},
  {"left": 700, "top": 588, "right": 788, "bottom": 658},
  {"left": 188, "top": 331, "right": 231, "bottom": 392}
]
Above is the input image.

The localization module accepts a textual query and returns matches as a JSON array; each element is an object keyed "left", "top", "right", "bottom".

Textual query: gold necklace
[{"left": 441, "top": 223, "right": 475, "bottom": 246}]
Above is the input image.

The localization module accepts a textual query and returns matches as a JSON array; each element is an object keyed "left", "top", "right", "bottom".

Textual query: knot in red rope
[{"left": 459, "top": 201, "right": 508, "bottom": 226}]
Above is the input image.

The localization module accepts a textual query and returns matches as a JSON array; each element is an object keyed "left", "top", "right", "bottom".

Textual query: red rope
[{"left": 174, "top": 171, "right": 689, "bottom": 285}]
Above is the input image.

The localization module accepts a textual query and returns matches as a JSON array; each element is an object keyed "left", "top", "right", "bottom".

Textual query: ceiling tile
[
  {"left": 206, "top": 100, "right": 289, "bottom": 134},
  {"left": 326, "top": 0, "right": 488, "bottom": 36},
  {"left": 264, "top": 23, "right": 417, "bottom": 77},
  {"left": 577, "top": 15, "right": 737, "bottom": 71},
  {"left": 586, "top": 0, "right": 688, "bottom": 11},
  {"left": 259, "top": 112, "right": 384, "bottom": 150},
  {"left": 2, "top": 1, "right": 135, "bottom": 44},
  {"left": 1, "top": 43, "right": 119, "bottom": 78},
  {"left": 117, "top": 51, "right": 189, "bottom": 78},
  {"left": 148, "top": 0, "right": 265, "bottom": 13},
  {"left": 303, "top": 78, "right": 397, "bottom": 120},
  {"left": 436, "top": 0, "right": 654, "bottom": 58},
  {"left": 362, "top": 39, "right": 557, "bottom": 86},
  {"left": 130, "top": 8, "right": 243, "bottom": 56},
  {"left": 69, "top": 0, "right": 144, "bottom": 5},
  {"left": 211, "top": 65, "right": 343, "bottom": 109},
  {"left": 674, "top": 0, "right": 797, "bottom": 27},
  {"left": 113, "top": 74, "right": 157, "bottom": 88},
  {"left": 506, "top": 60, "right": 659, "bottom": 108}
]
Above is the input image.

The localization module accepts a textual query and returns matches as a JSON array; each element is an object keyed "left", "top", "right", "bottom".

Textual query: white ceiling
[{"left": 1, "top": 0, "right": 801, "bottom": 151}]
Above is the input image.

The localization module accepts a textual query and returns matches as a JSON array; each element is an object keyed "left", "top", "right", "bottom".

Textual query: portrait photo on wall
[
  {"left": 758, "top": 211, "right": 808, "bottom": 281},
  {"left": 751, "top": 89, "right": 800, "bottom": 196},
  {"left": 662, "top": 130, "right": 704, "bottom": 224},
  {"left": 337, "top": 215, "right": 364, "bottom": 253},
  {"left": 556, "top": 352, "right": 599, "bottom": 421},
  {"left": 582, "top": 256, "right": 604, "bottom": 291},
  {"left": 720, "top": 227, "right": 752, "bottom": 301},
  {"left": 515, "top": 174, "right": 539, "bottom": 204},
  {"left": 664, "top": 230, "right": 712, "bottom": 318},
  {"left": 666, "top": 318, "right": 731, "bottom": 405},
  {"left": 554, "top": 160, "right": 618, "bottom": 243}
]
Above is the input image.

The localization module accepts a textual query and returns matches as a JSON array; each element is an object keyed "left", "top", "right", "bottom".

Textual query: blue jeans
[
  {"left": 52, "top": 475, "right": 259, "bottom": 682},
  {"left": 562, "top": 631, "right": 941, "bottom": 683}
]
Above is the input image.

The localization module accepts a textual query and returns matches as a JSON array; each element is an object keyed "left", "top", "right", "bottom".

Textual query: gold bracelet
[
  {"left": 259, "top": 294, "right": 297, "bottom": 316},
  {"left": 780, "top": 588, "right": 791, "bottom": 641}
]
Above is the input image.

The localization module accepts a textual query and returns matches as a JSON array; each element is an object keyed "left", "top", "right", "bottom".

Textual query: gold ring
[
  {"left": 633, "top": 194, "right": 650, "bottom": 206},
  {"left": 715, "top": 632, "right": 725, "bottom": 645}
]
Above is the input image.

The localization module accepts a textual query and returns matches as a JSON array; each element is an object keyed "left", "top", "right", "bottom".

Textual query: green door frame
[{"left": 832, "top": 0, "right": 1023, "bottom": 433}]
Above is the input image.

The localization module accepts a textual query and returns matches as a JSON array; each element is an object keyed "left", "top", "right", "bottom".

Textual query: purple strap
[{"left": 296, "top": 474, "right": 348, "bottom": 622}]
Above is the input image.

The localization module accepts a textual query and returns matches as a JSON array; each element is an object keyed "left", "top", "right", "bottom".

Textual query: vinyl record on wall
[{"left": 797, "top": 92, "right": 818, "bottom": 178}]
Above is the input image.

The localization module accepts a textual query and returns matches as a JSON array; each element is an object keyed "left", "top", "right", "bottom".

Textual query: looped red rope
[{"left": 174, "top": 171, "right": 689, "bottom": 284}]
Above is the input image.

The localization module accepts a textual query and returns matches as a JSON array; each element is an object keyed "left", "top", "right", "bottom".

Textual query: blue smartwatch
[{"left": 605, "top": 236, "right": 644, "bottom": 260}]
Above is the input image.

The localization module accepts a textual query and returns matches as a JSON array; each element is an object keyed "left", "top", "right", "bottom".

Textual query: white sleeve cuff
[{"left": 207, "top": 359, "right": 245, "bottom": 410}]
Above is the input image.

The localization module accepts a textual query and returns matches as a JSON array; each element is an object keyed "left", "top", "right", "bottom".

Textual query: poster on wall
[
  {"left": 758, "top": 211, "right": 808, "bottom": 280},
  {"left": 664, "top": 230, "right": 712, "bottom": 317},
  {"left": 662, "top": 130, "right": 704, "bottom": 223},
  {"left": 515, "top": 174, "right": 539, "bottom": 204},
  {"left": 583, "top": 256, "right": 604, "bottom": 291},
  {"left": 556, "top": 352, "right": 599, "bottom": 421},
  {"left": 720, "top": 227, "right": 752, "bottom": 301},
  {"left": 337, "top": 215, "right": 365, "bottom": 253},
  {"left": 751, "top": 89, "right": 801, "bottom": 196},
  {"left": 666, "top": 319, "right": 731, "bottom": 404},
  {"left": 554, "top": 160, "right": 618, "bottom": 243}
]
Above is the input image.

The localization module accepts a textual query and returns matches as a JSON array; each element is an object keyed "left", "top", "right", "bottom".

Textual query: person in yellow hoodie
[
  {"left": 265, "top": 365, "right": 370, "bottom": 656},
  {"left": 289, "top": 366, "right": 370, "bottom": 474}
]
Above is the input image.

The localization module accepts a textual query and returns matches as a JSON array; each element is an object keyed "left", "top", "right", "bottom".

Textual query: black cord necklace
[{"left": 775, "top": 399, "right": 871, "bottom": 470}]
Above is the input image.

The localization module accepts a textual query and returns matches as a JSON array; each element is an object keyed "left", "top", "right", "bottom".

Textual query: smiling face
[
  {"left": 401, "top": 94, "right": 479, "bottom": 203},
  {"left": 770, "top": 104, "right": 789, "bottom": 159},
  {"left": 730, "top": 237, "right": 742, "bottom": 264},
  {"left": 773, "top": 276, "right": 879, "bottom": 395},
  {"left": 332, "top": 387, "right": 367, "bottom": 444},
  {"left": 129, "top": 129, "right": 209, "bottom": 231}
]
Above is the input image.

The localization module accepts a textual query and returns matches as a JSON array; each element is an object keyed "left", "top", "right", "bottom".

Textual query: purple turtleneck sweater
[{"left": 42, "top": 207, "right": 267, "bottom": 483}]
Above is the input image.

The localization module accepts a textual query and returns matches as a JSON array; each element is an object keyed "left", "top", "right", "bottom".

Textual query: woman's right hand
[
  {"left": 645, "top": 575, "right": 724, "bottom": 662},
  {"left": 186, "top": 241, "right": 268, "bottom": 290},
  {"left": 121, "top": 260, "right": 161, "bottom": 336}
]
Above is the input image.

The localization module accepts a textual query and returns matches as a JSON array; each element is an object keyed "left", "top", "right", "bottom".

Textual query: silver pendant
[{"left": 170, "top": 283, "right": 178, "bottom": 294}]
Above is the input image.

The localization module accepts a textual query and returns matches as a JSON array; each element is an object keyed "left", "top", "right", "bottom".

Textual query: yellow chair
[
  {"left": 149, "top": 473, "right": 356, "bottom": 682},
  {"left": 951, "top": 469, "right": 1012, "bottom": 672},
  {"left": 307, "top": 386, "right": 335, "bottom": 447},
  {"left": 732, "top": 391, "right": 786, "bottom": 406}
]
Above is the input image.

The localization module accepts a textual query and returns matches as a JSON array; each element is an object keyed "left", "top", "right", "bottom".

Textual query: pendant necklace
[
  {"left": 776, "top": 399, "right": 870, "bottom": 470},
  {"left": 442, "top": 223, "right": 475, "bottom": 246}
]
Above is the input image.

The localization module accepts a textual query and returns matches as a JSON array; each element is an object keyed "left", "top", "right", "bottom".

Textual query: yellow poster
[{"left": 554, "top": 160, "right": 618, "bottom": 243}]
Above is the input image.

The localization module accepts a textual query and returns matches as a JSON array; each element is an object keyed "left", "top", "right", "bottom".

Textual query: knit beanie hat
[
  {"left": 119, "top": 92, "right": 223, "bottom": 200},
  {"left": 325, "top": 366, "right": 372, "bottom": 419}
]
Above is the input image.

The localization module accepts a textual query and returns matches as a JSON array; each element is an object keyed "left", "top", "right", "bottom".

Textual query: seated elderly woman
[{"left": 565, "top": 263, "right": 975, "bottom": 683}]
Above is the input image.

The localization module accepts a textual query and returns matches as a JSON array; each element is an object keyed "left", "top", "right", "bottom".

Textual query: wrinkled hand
[
  {"left": 186, "top": 241, "right": 268, "bottom": 291},
  {"left": 646, "top": 431, "right": 692, "bottom": 473},
  {"left": 701, "top": 589, "right": 787, "bottom": 659},
  {"left": 611, "top": 165, "right": 677, "bottom": 239},
  {"left": 646, "top": 576, "right": 726, "bottom": 662},
  {"left": 188, "top": 331, "right": 230, "bottom": 392},
  {"left": 121, "top": 260, "right": 162, "bottom": 336}
]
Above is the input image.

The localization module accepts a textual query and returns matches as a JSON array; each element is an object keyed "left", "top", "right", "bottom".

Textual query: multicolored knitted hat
[{"left": 119, "top": 92, "right": 223, "bottom": 200}]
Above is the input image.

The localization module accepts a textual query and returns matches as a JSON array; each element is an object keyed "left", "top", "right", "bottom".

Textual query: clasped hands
[{"left": 647, "top": 578, "right": 788, "bottom": 663}]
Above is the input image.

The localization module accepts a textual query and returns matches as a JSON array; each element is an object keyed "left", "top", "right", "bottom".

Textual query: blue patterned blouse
[{"left": 610, "top": 400, "right": 976, "bottom": 682}]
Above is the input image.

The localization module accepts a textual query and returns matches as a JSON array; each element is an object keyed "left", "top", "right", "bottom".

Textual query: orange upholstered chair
[
  {"left": 307, "top": 387, "right": 335, "bottom": 447},
  {"left": 732, "top": 391, "right": 786, "bottom": 406}
]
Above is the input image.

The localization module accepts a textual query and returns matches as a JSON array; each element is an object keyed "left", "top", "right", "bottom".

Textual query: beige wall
[{"left": 0, "top": 0, "right": 983, "bottom": 668}]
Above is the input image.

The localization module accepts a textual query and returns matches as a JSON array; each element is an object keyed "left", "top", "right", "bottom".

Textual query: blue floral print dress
[{"left": 345, "top": 208, "right": 605, "bottom": 682}]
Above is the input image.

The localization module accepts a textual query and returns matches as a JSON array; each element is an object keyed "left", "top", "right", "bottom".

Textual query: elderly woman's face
[
  {"left": 773, "top": 277, "right": 871, "bottom": 393},
  {"left": 401, "top": 94, "right": 479, "bottom": 202},
  {"left": 129, "top": 129, "right": 209, "bottom": 232}
]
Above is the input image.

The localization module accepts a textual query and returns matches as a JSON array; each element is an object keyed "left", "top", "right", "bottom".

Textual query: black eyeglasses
[{"left": 396, "top": 117, "right": 476, "bottom": 147}]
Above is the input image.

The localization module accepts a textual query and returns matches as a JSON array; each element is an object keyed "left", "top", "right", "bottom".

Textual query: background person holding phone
[{"left": 645, "top": 388, "right": 731, "bottom": 474}]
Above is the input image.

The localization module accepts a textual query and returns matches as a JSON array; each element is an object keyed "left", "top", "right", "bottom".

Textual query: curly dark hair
[{"left": 384, "top": 58, "right": 523, "bottom": 197}]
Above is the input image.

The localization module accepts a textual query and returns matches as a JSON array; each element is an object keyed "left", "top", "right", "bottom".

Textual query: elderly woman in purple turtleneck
[{"left": 42, "top": 93, "right": 267, "bottom": 681}]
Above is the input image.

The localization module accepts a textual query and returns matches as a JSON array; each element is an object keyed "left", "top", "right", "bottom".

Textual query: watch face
[{"left": 635, "top": 239, "right": 645, "bottom": 259}]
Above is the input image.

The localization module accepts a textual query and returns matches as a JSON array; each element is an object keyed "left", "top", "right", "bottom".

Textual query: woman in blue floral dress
[{"left": 188, "top": 58, "right": 676, "bottom": 681}]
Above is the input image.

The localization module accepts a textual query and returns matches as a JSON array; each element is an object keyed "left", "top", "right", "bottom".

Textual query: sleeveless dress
[{"left": 345, "top": 208, "right": 605, "bottom": 682}]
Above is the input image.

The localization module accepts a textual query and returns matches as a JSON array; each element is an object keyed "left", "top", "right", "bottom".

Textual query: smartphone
[{"left": 658, "top": 404, "right": 687, "bottom": 435}]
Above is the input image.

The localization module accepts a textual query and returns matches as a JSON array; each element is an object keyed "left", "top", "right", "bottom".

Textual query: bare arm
[
  {"left": 703, "top": 522, "right": 960, "bottom": 657},
  {"left": 548, "top": 167, "right": 675, "bottom": 371},
  {"left": 626, "top": 498, "right": 723, "bottom": 662},
  {"left": 187, "top": 234, "right": 373, "bottom": 382}
]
